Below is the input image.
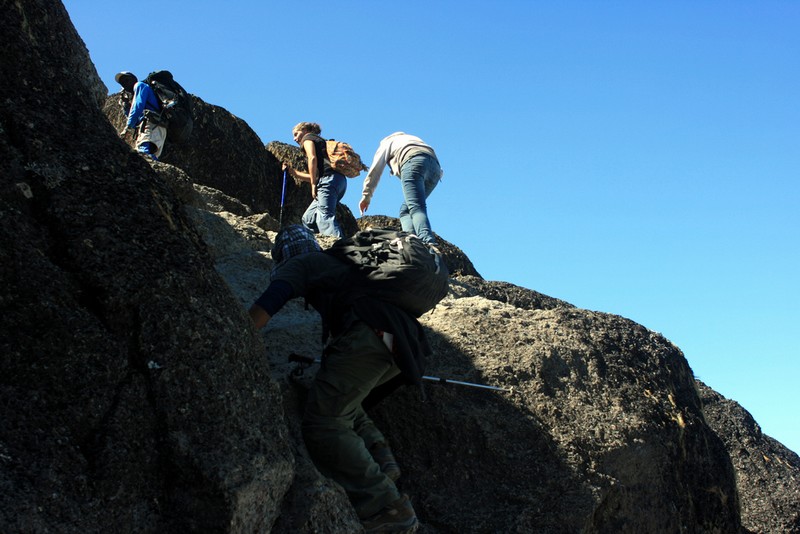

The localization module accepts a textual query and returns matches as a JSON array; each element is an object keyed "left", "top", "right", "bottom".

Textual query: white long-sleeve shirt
[{"left": 361, "top": 132, "right": 440, "bottom": 203}]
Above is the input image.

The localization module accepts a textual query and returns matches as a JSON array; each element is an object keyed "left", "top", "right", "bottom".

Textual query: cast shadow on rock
[{"left": 364, "top": 329, "right": 593, "bottom": 533}]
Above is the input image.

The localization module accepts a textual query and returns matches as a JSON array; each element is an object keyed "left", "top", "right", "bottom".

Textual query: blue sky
[{"left": 63, "top": 1, "right": 799, "bottom": 454}]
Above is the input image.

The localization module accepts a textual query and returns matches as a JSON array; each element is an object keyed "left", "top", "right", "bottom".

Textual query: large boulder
[
  {"left": 698, "top": 382, "right": 800, "bottom": 533},
  {"left": 384, "top": 300, "right": 741, "bottom": 532},
  {"left": 2, "top": 1, "right": 293, "bottom": 532},
  {"left": 103, "top": 93, "right": 283, "bottom": 215},
  {"left": 105, "top": 98, "right": 359, "bottom": 235}
]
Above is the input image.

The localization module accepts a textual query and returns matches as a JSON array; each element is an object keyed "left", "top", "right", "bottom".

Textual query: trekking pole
[
  {"left": 279, "top": 169, "right": 287, "bottom": 227},
  {"left": 288, "top": 354, "right": 514, "bottom": 393},
  {"left": 421, "top": 375, "right": 514, "bottom": 393}
]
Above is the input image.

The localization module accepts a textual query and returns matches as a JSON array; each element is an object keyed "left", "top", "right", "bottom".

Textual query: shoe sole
[{"left": 364, "top": 517, "right": 418, "bottom": 534}]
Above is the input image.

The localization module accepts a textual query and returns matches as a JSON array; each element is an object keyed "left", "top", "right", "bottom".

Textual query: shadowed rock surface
[
  {"left": 2, "top": 2, "right": 798, "bottom": 533},
  {"left": 104, "top": 100, "right": 361, "bottom": 236},
  {"left": 103, "top": 93, "right": 285, "bottom": 217},
  {"left": 698, "top": 382, "right": 800, "bottom": 533},
  {"left": 2, "top": 2, "right": 294, "bottom": 532}
]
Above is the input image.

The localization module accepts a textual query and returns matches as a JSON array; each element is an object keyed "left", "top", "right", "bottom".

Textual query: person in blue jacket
[{"left": 115, "top": 71, "right": 167, "bottom": 160}]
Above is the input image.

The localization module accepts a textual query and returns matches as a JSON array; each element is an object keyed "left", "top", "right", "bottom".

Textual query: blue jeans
[
  {"left": 399, "top": 154, "right": 441, "bottom": 245},
  {"left": 302, "top": 173, "right": 347, "bottom": 238}
]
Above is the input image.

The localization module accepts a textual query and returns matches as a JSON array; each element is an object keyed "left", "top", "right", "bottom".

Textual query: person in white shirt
[{"left": 359, "top": 132, "right": 443, "bottom": 245}]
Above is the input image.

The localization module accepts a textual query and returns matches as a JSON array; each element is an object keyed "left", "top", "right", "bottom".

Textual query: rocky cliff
[{"left": 2, "top": 1, "right": 798, "bottom": 533}]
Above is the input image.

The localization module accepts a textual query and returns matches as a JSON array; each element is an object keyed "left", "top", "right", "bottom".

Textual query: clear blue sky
[{"left": 63, "top": 1, "right": 799, "bottom": 454}]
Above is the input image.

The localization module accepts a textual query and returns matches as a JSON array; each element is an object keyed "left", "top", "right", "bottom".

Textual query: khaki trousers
[
  {"left": 302, "top": 320, "right": 401, "bottom": 518},
  {"left": 136, "top": 119, "right": 167, "bottom": 158}
]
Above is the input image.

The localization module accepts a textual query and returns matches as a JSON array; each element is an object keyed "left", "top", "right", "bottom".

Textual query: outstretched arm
[
  {"left": 360, "top": 140, "right": 389, "bottom": 210},
  {"left": 250, "top": 279, "right": 293, "bottom": 329}
]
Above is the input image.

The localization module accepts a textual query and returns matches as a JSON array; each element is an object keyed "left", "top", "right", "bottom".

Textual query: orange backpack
[{"left": 326, "top": 139, "right": 367, "bottom": 178}]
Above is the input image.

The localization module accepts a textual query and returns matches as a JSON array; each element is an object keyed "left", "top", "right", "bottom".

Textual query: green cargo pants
[{"left": 302, "top": 320, "right": 401, "bottom": 518}]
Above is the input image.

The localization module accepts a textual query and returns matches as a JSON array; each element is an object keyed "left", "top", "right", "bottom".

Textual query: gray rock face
[
  {"left": 698, "top": 382, "right": 800, "bottom": 533},
  {"left": 405, "top": 303, "right": 740, "bottom": 532},
  {"left": 2, "top": 2, "right": 798, "bottom": 533},
  {"left": 2, "top": 1, "right": 293, "bottom": 532},
  {"left": 103, "top": 93, "right": 282, "bottom": 216},
  {"left": 102, "top": 108, "right": 362, "bottom": 234}
]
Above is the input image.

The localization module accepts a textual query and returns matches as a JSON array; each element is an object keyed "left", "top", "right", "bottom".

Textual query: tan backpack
[{"left": 326, "top": 139, "right": 367, "bottom": 178}]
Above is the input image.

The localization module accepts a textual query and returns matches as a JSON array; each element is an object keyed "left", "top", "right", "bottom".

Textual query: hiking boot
[
  {"left": 370, "top": 441, "right": 401, "bottom": 481},
  {"left": 361, "top": 494, "right": 418, "bottom": 533}
]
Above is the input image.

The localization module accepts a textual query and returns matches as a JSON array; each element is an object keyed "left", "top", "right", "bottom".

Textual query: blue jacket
[{"left": 126, "top": 82, "right": 161, "bottom": 128}]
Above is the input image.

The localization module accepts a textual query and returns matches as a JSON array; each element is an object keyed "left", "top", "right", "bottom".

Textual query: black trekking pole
[
  {"left": 288, "top": 354, "right": 514, "bottom": 393},
  {"left": 279, "top": 169, "right": 287, "bottom": 227}
]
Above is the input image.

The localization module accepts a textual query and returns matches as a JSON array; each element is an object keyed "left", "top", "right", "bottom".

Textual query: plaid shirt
[{"left": 272, "top": 224, "right": 321, "bottom": 265}]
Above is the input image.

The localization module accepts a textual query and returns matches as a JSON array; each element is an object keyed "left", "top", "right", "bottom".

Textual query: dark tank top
[{"left": 300, "top": 133, "right": 334, "bottom": 177}]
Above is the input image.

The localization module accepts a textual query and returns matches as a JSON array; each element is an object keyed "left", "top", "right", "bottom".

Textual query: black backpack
[
  {"left": 144, "top": 70, "right": 193, "bottom": 144},
  {"left": 325, "top": 229, "right": 449, "bottom": 317}
]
